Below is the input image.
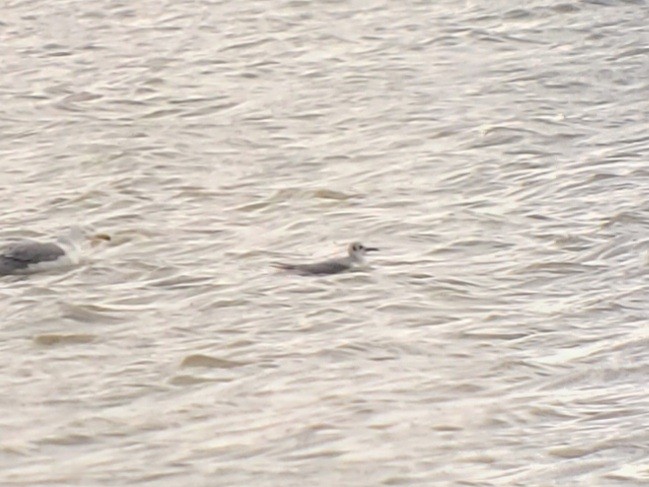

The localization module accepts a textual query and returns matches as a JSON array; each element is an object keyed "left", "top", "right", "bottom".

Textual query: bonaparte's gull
[
  {"left": 0, "top": 228, "right": 111, "bottom": 275},
  {"left": 273, "top": 241, "right": 378, "bottom": 276}
]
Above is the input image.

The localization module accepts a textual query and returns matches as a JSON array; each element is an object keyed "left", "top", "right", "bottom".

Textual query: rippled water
[{"left": 2, "top": 0, "right": 649, "bottom": 485}]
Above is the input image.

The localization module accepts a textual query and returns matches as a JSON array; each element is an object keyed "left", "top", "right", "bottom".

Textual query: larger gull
[{"left": 0, "top": 228, "right": 110, "bottom": 276}]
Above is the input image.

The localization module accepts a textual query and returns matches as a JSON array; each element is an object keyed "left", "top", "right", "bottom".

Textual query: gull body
[
  {"left": 273, "top": 242, "right": 378, "bottom": 276},
  {"left": 0, "top": 228, "right": 111, "bottom": 276},
  {"left": 0, "top": 241, "right": 66, "bottom": 275}
]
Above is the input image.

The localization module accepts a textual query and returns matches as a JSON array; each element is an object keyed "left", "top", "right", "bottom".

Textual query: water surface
[{"left": 1, "top": 0, "right": 648, "bottom": 485}]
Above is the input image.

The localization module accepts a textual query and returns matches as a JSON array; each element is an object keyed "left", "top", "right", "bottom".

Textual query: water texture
[{"left": 1, "top": 0, "right": 648, "bottom": 485}]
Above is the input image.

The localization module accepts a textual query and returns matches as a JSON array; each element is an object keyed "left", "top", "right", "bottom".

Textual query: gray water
[{"left": 1, "top": 0, "right": 648, "bottom": 485}]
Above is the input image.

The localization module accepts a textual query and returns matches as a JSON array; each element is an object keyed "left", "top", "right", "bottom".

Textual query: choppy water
[{"left": 2, "top": 0, "right": 649, "bottom": 485}]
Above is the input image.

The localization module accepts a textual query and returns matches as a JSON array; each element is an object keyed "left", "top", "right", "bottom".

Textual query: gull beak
[{"left": 365, "top": 247, "right": 379, "bottom": 252}]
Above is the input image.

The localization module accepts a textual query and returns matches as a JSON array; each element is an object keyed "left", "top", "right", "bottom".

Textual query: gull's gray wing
[
  {"left": 1, "top": 241, "right": 65, "bottom": 274},
  {"left": 274, "top": 257, "right": 352, "bottom": 276}
]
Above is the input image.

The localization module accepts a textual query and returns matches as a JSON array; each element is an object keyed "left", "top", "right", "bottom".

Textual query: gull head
[{"left": 347, "top": 242, "right": 379, "bottom": 262}]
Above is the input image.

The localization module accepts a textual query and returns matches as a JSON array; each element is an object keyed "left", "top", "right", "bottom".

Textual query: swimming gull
[
  {"left": 0, "top": 228, "right": 111, "bottom": 275},
  {"left": 273, "top": 241, "right": 378, "bottom": 276}
]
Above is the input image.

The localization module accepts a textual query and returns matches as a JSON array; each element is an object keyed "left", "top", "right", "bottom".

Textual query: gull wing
[
  {"left": 2, "top": 241, "right": 65, "bottom": 264},
  {"left": 274, "top": 258, "right": 351, "bottom": 276}
]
